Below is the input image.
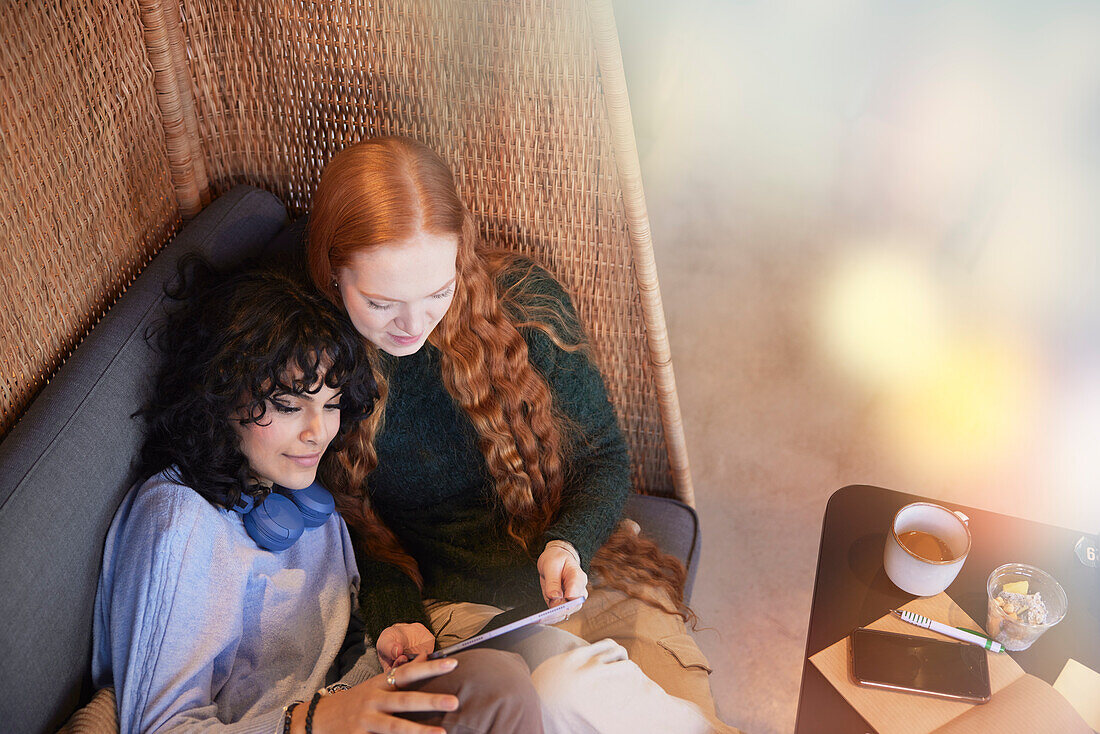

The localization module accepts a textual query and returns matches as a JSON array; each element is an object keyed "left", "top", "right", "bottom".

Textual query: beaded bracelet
[
  {"left": 281, "top": 700, "right": 302, "bottom": 734},
  {"left": 304, "top": 691, "right": 323, "bottom": 734}
]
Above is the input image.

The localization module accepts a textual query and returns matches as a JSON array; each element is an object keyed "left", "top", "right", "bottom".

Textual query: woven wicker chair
[
  {"left": 1, "top": 2, "right": 696, "bottom": 730},
  {"left": 1, "top": 0, "right": 693, "bottom": 504}
]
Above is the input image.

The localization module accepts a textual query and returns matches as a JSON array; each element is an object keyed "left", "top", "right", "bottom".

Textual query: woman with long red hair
[{"left": 305, "top": 136, "right": 732, "bottom": 732}]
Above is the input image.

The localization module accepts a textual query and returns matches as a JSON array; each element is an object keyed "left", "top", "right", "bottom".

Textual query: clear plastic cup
[{"left": 986, "top": 563, "right": 1067, "bottom": 651}]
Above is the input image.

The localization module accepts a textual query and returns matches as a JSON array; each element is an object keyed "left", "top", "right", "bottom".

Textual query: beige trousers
[
  {"left": 426, "top": 585, "right": 738, "bottom": 734},
  {"left": 554, "top": 585, "right": 722, "bottom": 720}
]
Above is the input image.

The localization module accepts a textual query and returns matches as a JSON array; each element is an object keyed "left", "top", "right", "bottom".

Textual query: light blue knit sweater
[{"left": 92, "top": 471, "right": 380, "bottom": 733}]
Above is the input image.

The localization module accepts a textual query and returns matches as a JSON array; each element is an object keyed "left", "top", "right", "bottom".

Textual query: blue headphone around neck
[{"left": 231, "top": 480, "right": 335, "bottom": 552}]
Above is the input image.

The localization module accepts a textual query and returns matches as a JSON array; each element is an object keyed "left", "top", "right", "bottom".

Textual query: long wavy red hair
[{"left": 310, "top": 137, "right": 691, "bottom": 620}]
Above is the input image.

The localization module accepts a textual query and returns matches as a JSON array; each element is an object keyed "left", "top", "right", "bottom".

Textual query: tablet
[{"left": 427, "top": 596, "right": 586, "bottom": 659}]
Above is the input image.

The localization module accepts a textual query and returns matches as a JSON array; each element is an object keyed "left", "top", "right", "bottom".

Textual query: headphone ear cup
[
  {"left": 285, "top": 480, "right": 336, "bottom": 528},
  {"left": 242, "top": 493, "right": 305, "bottom": 552}
]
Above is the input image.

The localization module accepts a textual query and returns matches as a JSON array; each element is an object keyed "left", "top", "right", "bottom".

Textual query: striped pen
[{"left": 891, "top": 609, "right": 1006, "bottom": 653}]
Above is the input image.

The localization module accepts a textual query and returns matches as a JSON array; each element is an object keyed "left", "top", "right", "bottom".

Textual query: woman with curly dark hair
[{"left": 91, "top": 263, "right": 541, "bottom": 734}]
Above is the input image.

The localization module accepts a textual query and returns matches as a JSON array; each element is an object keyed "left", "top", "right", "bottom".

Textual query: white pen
[{"left": 891, "top": 609, "right": 1006, "bottom": 653}]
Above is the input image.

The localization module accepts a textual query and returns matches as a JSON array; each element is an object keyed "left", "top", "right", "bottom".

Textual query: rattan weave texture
[
  {"left": 1, "top": 1, "right": 180, "bottom": 439},
  {"left": 1, "top": 0, "right": 692, "bottom": 503}
]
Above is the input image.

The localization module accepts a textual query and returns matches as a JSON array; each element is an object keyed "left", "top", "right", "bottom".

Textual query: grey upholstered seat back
[
  {"left": 0, "top": 184, "right": 702, "bottom": 732},
  {"left": 0, "top": 186, "right": 287, "bottom": 733}
]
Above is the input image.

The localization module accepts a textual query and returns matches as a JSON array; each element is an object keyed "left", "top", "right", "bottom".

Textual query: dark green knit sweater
[{"left": 356, "top": 260, "right": 631, "bottom": 640}]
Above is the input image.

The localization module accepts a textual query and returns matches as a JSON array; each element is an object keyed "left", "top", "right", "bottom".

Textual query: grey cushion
[
  {"left": 0, "top": 187, "right": 701, "bottom": 731},
  {"left": 0, "top": 186, "right": 288, "bottom": 733},
  {"left": 624, "top": 494, "right": 702, "bottom": 602}
]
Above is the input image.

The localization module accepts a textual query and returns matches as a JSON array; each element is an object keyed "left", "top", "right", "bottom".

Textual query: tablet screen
[{"left": 427, "top": 596, "right": 586, "bottom": 659}]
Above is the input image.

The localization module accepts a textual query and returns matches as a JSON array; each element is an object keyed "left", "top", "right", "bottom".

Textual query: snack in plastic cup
[{"left": 986, "top": 563, "right": 1067, "bottom": 651}]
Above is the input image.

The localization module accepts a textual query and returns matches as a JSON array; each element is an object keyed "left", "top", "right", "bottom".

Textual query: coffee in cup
[{"left": 884, "top": 502, "right": 971, "bottom": 596}]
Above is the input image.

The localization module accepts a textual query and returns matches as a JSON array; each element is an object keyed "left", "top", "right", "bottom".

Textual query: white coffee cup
[{"left": 883, "top": 502, "right": 971, "bottom": 596}]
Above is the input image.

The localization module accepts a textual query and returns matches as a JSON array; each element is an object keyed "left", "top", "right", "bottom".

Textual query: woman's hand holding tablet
[{"left": 428, "top": 596, "right": 586, "bottom": 659}]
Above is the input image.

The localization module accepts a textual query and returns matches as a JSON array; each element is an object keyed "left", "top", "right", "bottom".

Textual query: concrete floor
[
  {"left": 647, "top": 183, "right": 902, "bottom": 733},
  {"left": 612, "top": 2, "right": 1100, "bottom": 731}
]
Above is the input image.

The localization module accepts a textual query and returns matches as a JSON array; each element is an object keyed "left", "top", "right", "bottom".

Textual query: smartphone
[
  {"left": 849, "top": 627, "right": 991, "bottom": 704},
  {"left": 428, "top": 596, "right": 586, "bottom": 659}
]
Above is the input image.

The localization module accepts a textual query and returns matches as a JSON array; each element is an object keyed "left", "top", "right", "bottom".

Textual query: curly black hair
[{"left": 137, "top": 257, "right": 377, "bottom": 509}]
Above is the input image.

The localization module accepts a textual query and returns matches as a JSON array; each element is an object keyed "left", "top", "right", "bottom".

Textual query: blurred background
[{"left": 610, "top": 1, "right": 1100, "bottom": 731}]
